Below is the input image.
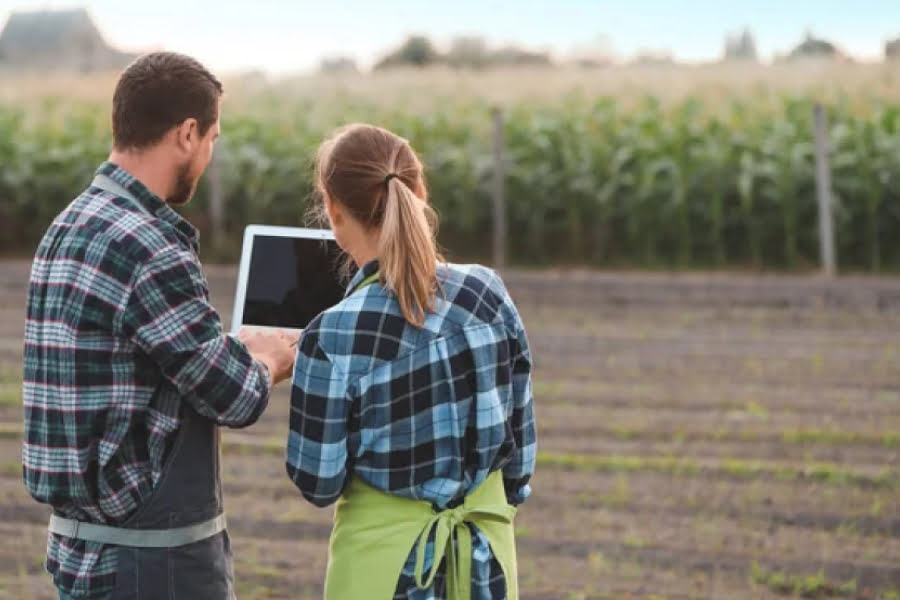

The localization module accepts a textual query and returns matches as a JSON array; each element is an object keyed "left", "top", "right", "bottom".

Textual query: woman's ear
[{"left": 324, "top": 194, "right": 341, "bottom": 227}]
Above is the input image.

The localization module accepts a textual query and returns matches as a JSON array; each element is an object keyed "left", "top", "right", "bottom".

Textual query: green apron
[
  {"left": 324, "top": 470, "right": 518, "bottom": 600},
  {"left": 325, "top": 271, "right": 519, "bottom": 598}
]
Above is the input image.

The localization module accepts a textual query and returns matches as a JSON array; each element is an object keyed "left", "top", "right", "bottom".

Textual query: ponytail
[
  {"left": 315, "top": 123, "right": 444, "bottom": 327},
  {"left": 378, "top": 177, "right": 439, "bottom": 327}
]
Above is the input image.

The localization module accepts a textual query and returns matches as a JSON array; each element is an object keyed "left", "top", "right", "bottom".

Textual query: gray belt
[{"left": 48, "top": 513, "right": 227, "bottom": 548}]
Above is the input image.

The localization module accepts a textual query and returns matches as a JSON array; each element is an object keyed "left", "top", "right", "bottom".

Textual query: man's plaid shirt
[
  {"left": 287, "top": 259, "right": 536, "bottom": 599},
  {"left": 22, "top": 162, "right": 271, "bottom": 598}
]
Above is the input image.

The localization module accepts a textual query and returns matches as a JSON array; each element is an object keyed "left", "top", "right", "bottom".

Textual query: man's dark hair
[{"left": 112, "top": 52, "right": 223, "bottom": 151}]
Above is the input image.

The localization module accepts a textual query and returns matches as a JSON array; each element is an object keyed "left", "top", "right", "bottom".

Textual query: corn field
[{"left": 1, "top": 69, "right": 900, "bottom": 270}]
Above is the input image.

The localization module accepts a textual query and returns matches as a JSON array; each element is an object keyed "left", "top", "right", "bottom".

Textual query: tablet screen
[{"left": 241, "top": 235, "right": 347, "bottom": 329}]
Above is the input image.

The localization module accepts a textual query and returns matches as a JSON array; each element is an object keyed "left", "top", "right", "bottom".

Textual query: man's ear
[{"left": 175, "top": 118, "right": 199, "bottom": 153}]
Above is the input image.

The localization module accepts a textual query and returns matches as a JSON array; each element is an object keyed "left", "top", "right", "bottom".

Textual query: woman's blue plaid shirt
[{"left": 286, "top": 259, "right": 536, "bottom": 599}]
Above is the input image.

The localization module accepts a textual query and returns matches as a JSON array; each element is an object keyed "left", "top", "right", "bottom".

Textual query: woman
[{"left": 286, "top": 123, "right": 536, "bottom": 600}]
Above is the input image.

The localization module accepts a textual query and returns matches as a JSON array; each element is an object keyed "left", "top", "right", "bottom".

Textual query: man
[{"left": 22, "top": 52, "right": 296, "bottom": 599}]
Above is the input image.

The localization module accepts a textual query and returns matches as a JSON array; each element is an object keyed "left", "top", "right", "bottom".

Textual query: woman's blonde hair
[{"left": 314, "top": 124, "right": 442, "bottom": 327}]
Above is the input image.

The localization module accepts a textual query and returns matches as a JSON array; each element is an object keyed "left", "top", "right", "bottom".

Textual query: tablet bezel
[{"left": 230, "top": 225, "right": 337, "bottom": 334}]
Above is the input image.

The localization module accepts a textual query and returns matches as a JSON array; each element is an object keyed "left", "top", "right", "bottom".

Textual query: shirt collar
[
  {"left": 96, "top": 161, "right": 200, "bottom": 249},
  {"left": 345, "top": 259, "right": 380, "bottom": 298}
]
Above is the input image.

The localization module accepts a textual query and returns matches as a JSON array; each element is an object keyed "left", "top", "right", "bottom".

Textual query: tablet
[{"left": 230, "top": 225, "right": 346, "bottom": 335}]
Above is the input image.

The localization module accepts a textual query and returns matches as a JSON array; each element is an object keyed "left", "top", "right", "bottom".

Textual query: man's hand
[{"left": 238, "top": 328, "right": 298, "bottom": 385}]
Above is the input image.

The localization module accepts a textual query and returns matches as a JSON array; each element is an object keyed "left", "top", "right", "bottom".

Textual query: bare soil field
[{"left": 0, "top": 261, "right": 898, "bottom": 599}]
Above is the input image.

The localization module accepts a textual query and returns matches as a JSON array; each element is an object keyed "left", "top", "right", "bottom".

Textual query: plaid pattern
[
  {"left": 288, "top": 259, "right": 536, "bottom": 600},
  {"left": 23, "top": 162, "right": 271, "bottom": 598}
]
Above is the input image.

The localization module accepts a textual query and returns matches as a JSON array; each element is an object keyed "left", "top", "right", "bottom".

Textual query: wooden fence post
[
  {"left": 208, "top": 147, "right": 225, "bottom": 258},
  {"left": 492, "top": 107, "right": 507, "bottom": 272},
  {"left": 813, "top": 104, "right": 837, "bottom": 277}
]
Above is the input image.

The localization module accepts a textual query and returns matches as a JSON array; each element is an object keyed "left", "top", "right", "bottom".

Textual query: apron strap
[
  {"left": 413, "top": 502, "right": 517, "bottom": 600},
  {"left": 48, "top": 512, "right": 227, "bottom": 548},
  {"left": 91, "top": 173, "right": 153, "bottom": 216},
  {"left": 349, "top": 270, "right": 381, "bottom": 296}
]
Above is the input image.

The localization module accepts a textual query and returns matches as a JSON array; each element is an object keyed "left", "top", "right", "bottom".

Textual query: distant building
[
  {"left": 0, "top": 8, "right": 136, "bottom": 72},
  {"left": 786, "top": 31, "right": 841, "bottom": 60},
  {"left": 887, "top": 38, "right": 900, "bottom": 60},
  {"left": 723, "top": 28, "right": 758, "bottom": 62}
]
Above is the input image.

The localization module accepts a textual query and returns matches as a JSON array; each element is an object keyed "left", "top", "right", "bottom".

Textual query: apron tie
[{"left": 413, "top": 502, "right": 516, "bottom": 600}]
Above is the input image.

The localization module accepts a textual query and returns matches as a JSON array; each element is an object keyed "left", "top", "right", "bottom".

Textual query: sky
[{"left": 1, "top": 0, "right": 899, "bottom": 73}]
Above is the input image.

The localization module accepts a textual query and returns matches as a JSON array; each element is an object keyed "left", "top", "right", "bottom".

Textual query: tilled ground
[{"left": 0, "top": 261, "right": 898, "bottom": 599}]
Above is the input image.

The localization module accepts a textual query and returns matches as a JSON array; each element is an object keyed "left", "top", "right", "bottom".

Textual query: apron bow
[{"left": 413, "top": 502, "right": 516, "bottom": 600}]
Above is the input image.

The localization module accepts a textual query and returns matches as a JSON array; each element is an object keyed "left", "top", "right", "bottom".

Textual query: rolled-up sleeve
[
  {"left": 488, "top": 269, "right": 537, "bottom": 505},
  {"left": 118, "top": 246, "right": 271, "bottom": 428},
  {"left": 502, "top": 323, "right": 536, "bottom": 505},
  {"left": 286, "top": 328, "right": 349, "bottom": 507}
]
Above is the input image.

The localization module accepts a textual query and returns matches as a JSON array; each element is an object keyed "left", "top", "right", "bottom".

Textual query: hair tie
[{"left": 383, "top": 172, "right": 399, "bottom": 185}]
